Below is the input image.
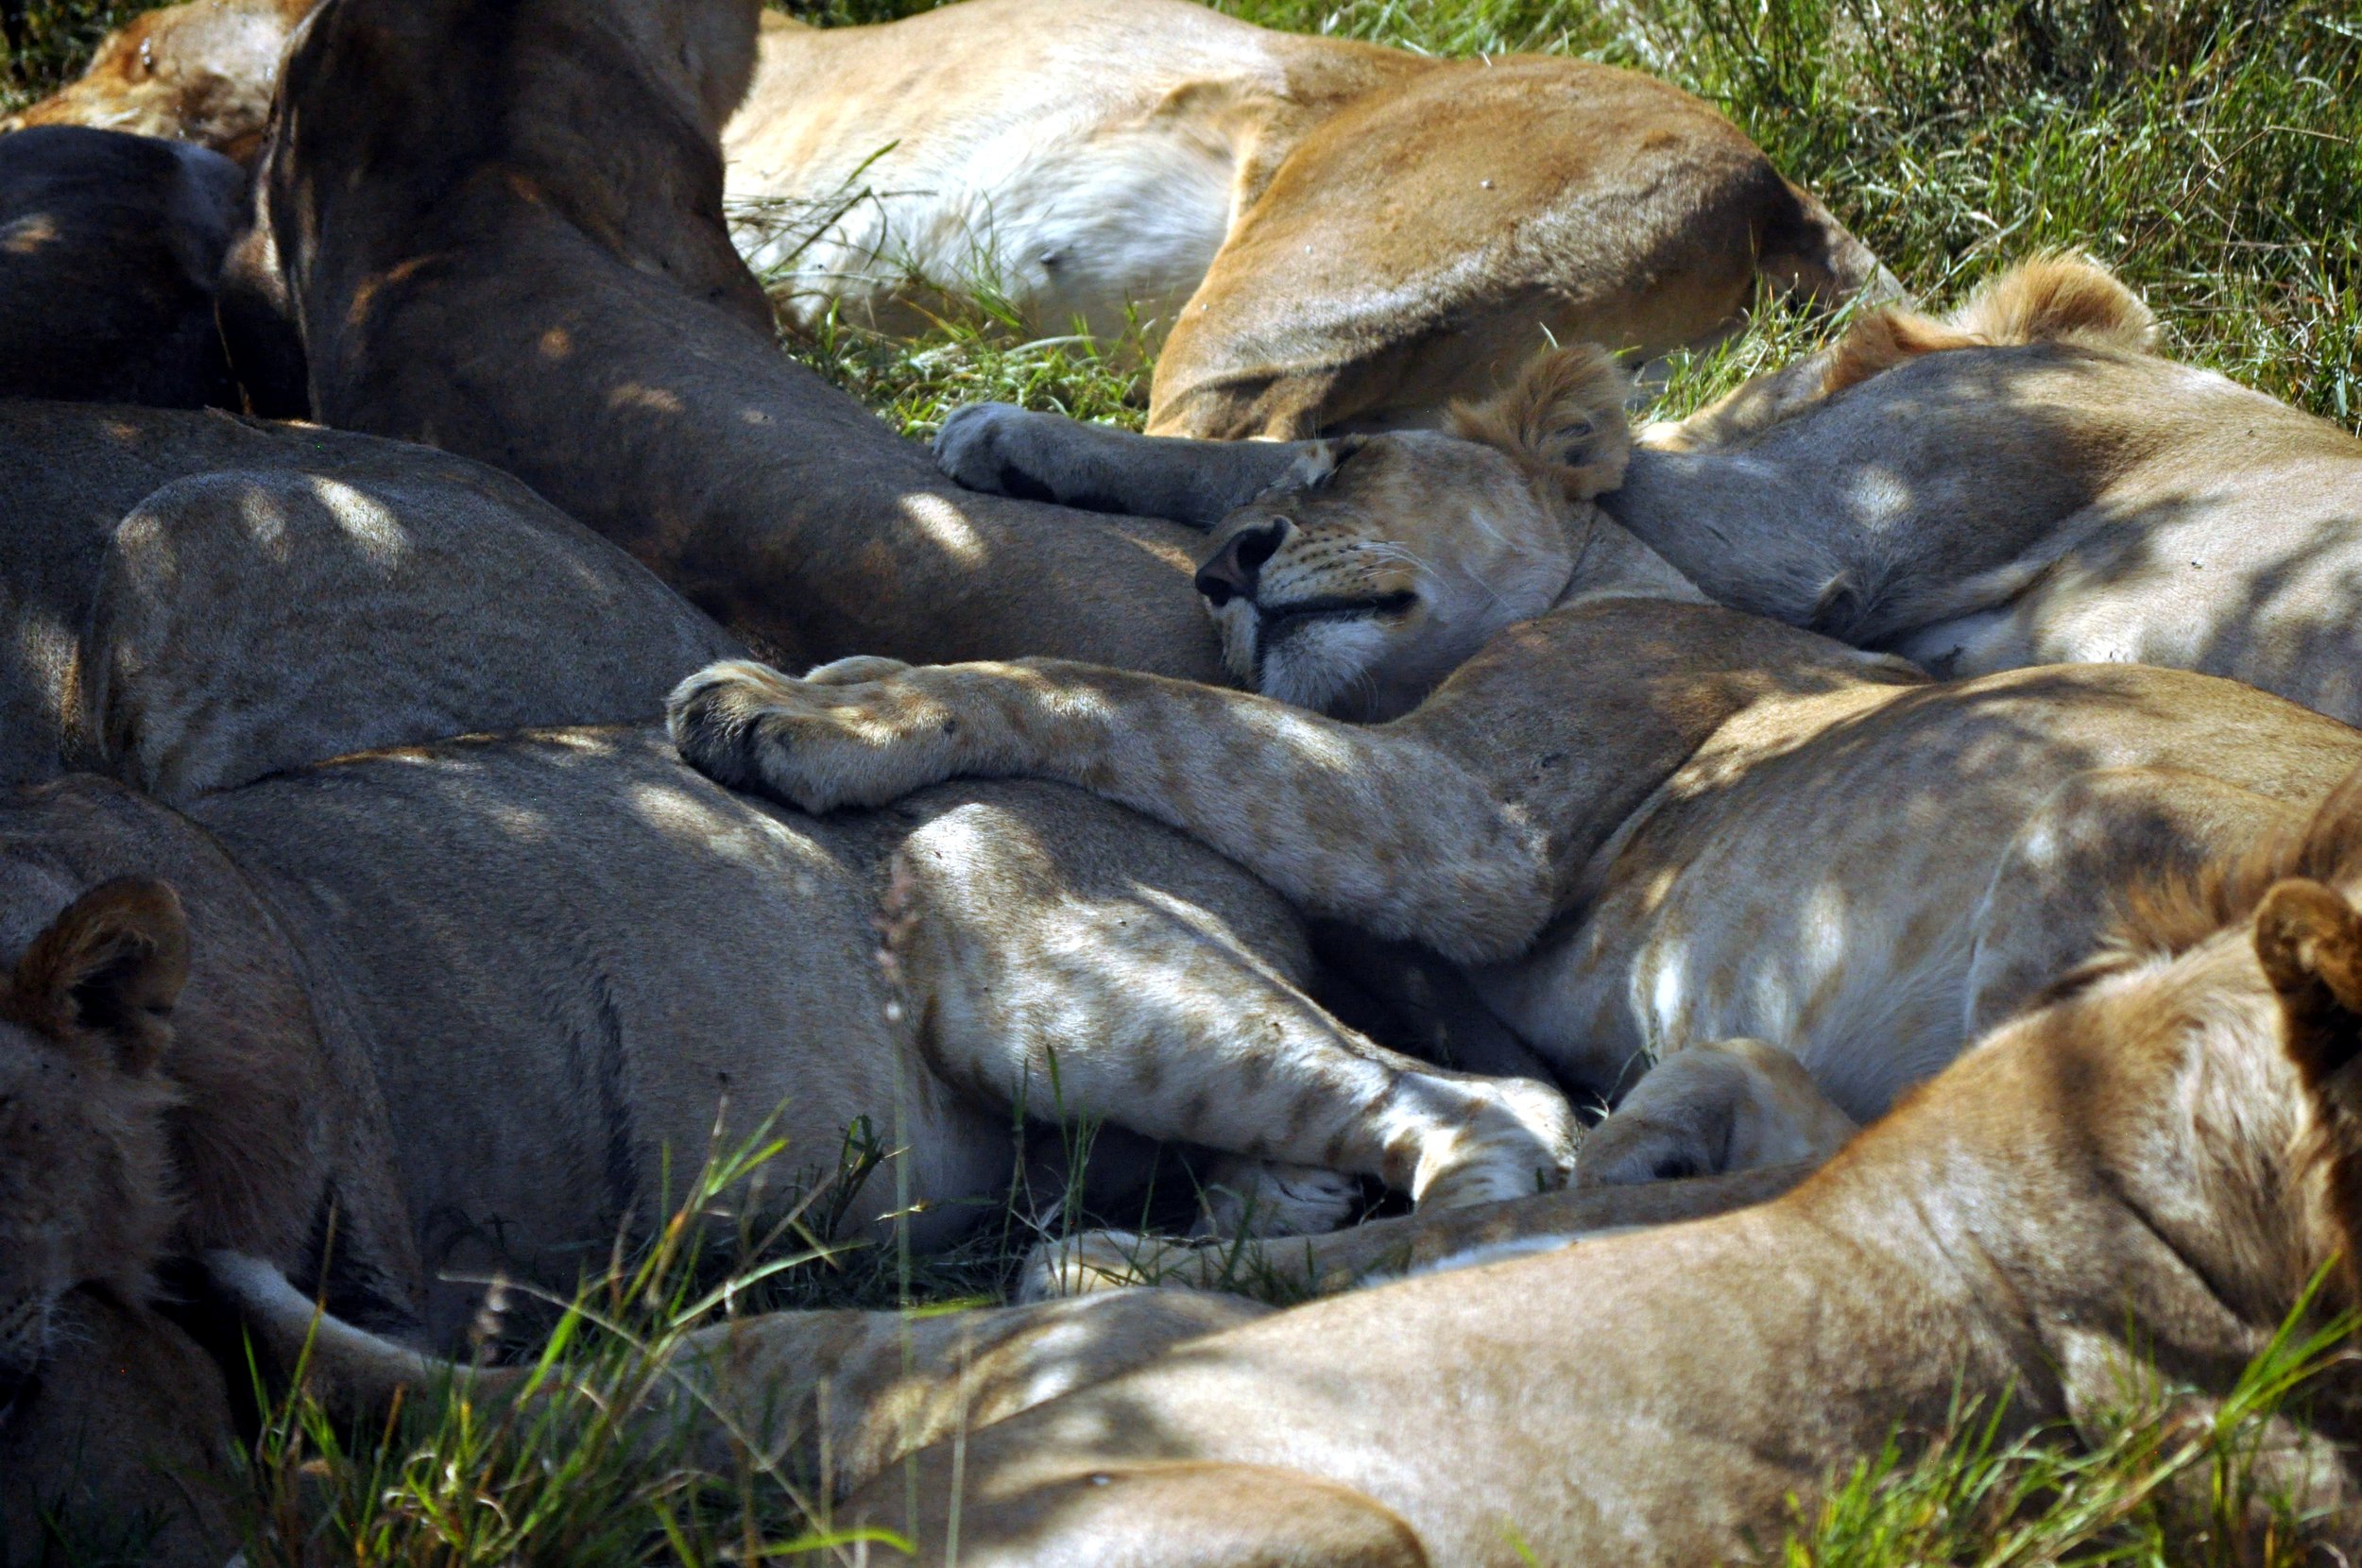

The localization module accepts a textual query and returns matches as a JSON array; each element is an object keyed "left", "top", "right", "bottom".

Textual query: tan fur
[
  {"left": 1575, "top": 1037, "right": 1859, "bottom": 1187},
  {"left": 0, "top": 401, "right": 745, "bottom": 804},
  {"left": 0, "top": 729, "right": 1580, "bottom": 1352},
  {"left": 1821, "top": 254, "right": 2157, "bottom": 395},
  {"left": 198, "top": 1164, "right": 1819, "bottom": 1494},
  {"left": 205, "top": 789, "right": 2362, "bottom": 1562},
  {"left": 39, "top": 0, "right": 1887, "bottom": 441},
  {"left": 0, "top": 0, "right": 313, "bottom": 161},
  {"left": 1441, "top": 343, "right": 1633, "bottom": 501},
  {"left": 1944, "top": 252, "right": 2159, "bottom": 352},
  {"left": 801, "top": 810, "right": 2362, "bottom": 1564},
  {"left": 254, "top": 0, "right": 1230, "bottom": 681},
  {"left": 1636, "top": 266, "right": 2362, "bottom": 724},
  {"left": 207, "top": 1251, "right": 1272, "bottom": 1503},
  {"left": 738, "top": 0, "right": 1891, "bottom": 435},
  {"left": 676, "top": 354, "right": 2362, "bottom": 1153},
  {"left": 984, "top": 260, "right": 2362, "bottom": 728},
  {"left": 725, "top": 0, "right": 1891, "bottom": 435}
]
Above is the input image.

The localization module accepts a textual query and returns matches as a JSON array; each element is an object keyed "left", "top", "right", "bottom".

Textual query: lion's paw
[
  {"left": 1018, "top": 1231, "right": 1186, "bottom": 1303},
  {"left": 1192, "top": 1160, "right": 1360, "bottom": 1240},
  {"left": 933, "top": 402, "right": 1061, "bottom": 500},
  {"left": 1410, "top": 1077, "right": 1581, "bottom": 1212},
  {"left": 666, "top": 657, "right": 953, "bottom": 813}
]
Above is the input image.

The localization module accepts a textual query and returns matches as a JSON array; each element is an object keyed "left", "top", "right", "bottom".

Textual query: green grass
[
  {"left": 754, "top": 0, "right": 2360, "bottom": 439},
  {"left": 7, "top": 0, "right": 2362, "bottom": 1560}
]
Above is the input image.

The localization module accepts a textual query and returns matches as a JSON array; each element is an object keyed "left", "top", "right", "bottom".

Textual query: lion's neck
[
  {"left": 1818, "top": 995, "right": 2353, "bottom": 1448},
  {"left": 1598, "top": 447, "right": 1844, "bottom": 623},
  {"left": 1548, "top": 506, "right": 1713, "bottom": 612}
]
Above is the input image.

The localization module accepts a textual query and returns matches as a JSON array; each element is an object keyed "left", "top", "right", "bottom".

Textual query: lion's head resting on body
[
  {"left": 2, "top": 0, "right": 316, "bottom": 160},
  {"left": 0, "top": 879, "right": 190, "bottom": 1413},
  {"left": 1978, "top": 775, "right": 2362, "bottom": 1325},
  {"left": 1195, "top": 344, "right": 1638, "bottom": 718},
  {"left": 1646, "top": 253, "right": 2159, "bottom": 452}
]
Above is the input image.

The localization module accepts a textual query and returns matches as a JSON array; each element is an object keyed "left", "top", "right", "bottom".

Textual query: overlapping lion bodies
[
  {"left": 678, "top": 343, "right": 2362, "bottom": 1138},
  {"left": 249, "top": 0, "right": 1227, "bottom": 680},
  {"left": 937, "top": 256, "right": 2362, "bottom": 729},
  {"left": 0, "top": 401, "right": 742, "bottom": 801},
  {"left": 18, "top": 0, "right": 1886, "bottom": 436},
  {"left": 209, "top": 776, "right": 2362, "bottom": 1563},
  {"left": 729, "top": 0, "right": 1889, "bottom": 435}
]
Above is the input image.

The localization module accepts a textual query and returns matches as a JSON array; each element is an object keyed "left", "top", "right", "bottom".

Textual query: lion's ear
[
  {"left": 13, "top": 879, "right": 190, "bottom": 1076},
  {"left": 1446, "top": 345, "right": 1633, "bottom": 499},
  {"left": 2256, "top": 878, "right": 2362, "bottom": 1092}
]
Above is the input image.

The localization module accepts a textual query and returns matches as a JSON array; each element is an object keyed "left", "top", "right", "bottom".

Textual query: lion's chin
[{"left": 1250, "top": 619, "right": 1393, "bottom": 719}]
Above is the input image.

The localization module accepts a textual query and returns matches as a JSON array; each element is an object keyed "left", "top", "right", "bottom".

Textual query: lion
[
  {"left": 936, "top": 254, "right": 2362, "bottom": 727},
  {"left": 0, "top": 399, "right": 741, "bottom": 802},
  {"left": 727, "top": 0, "right": 1891, "bottom": 435},
  {"left": 0, "top": 403, "right": 1569, "bottom": 1557},
  {"left": 673, "top": 338, "right": 2362, "bottom": 1170},
  {"left": 202, "top": 770, "right": 2362, "bottom": 1563},
  {"left": 0, "top": 127, "right": 243, "bottom": 408},
  {"left": 26, "top": 0, "right": 1887, "bottom": 435},
  {"left": 0, "top": 0, "right": 309, "bottom": 162},
  {"left": 0, "top": 1287, "right": 242, "bottom": 1568},
  {"left": 196, "top": 1154, "right": 1794, "bottom": 1508},
  {"left": 0, "top": 727, "right": 1575, "bottom": 1377},
  {"left": 241, "top": 0, "right": 1238, "bottom": 683}
]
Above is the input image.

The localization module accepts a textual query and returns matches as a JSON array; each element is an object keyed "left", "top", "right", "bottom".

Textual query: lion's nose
[{"left": 1195, "top": 520, "right": 1288, "bottom": 608}]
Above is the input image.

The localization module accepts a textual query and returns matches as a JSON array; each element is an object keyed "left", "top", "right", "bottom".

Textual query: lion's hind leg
[
  {"left": 1576, "top": 1038, "right": 1858, "bottom": 1188},
  {"left": 886, "top": 784, "right": 1579, "bottom": 1233}
]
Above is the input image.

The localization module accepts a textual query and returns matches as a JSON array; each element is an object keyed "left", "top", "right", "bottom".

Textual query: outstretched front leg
[
  {"left": 933, "top": 403, "right": 1312, "bottom": 528},
  {"left": 669, "top": 656, "right": 1561, "bottom": 964}
]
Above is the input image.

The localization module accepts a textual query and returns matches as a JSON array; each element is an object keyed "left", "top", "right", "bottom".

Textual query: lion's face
[
  {"left": 1197, "top": 434, "right": 1581, "bottom": 719},
  {"left": 0, "top": 880, "right": 189, "bottom": 1430},
  {"left": 1196, "top": 344, "right": 1636, "bottom": 720},
  {"left": 7, "top": 0, "right": 302, "bottom": 158}
]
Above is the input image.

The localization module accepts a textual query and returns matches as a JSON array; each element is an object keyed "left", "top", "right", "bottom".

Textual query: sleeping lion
[
  {"left": 676, "top": 336, "right": 2362, "bottom": 1169},
  {"left": 937, "top": 254, "right": 2362, "bottom": 727},
  {"left": 213, "top": 768, "right": 2362, "bottom": 1562},
  {"left": 727, "top": 0, "right": 1891, "bottom": 435},
  {"left": 21, "top": 0, "right": 1888, "bottom": 434}
]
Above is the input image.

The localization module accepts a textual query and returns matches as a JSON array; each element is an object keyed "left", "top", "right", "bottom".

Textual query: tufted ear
[
  {"left": 1446, "top": 345, "right": 1633, "bottom": 500},
  {"left": 11, "top": 879, "right": 190, "bottom": 1077},
  {"left": 2256, "top": 878, "right": 2362, "bottom": 1093}
]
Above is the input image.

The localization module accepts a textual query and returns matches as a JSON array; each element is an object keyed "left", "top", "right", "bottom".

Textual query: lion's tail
[
  {"left": 1823, "top": 254, "right": 2158, "bottom": 395},
  {"left": 203, "top": 1252, "right": 516, "bottom": 1422}
]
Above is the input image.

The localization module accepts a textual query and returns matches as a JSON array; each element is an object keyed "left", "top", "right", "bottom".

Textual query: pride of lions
[{"left": 2, "top": 0, "right": 2360, "bottom": 1563}]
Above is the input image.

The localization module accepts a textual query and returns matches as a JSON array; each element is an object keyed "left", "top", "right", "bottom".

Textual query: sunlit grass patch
[{"left": 1774, "top": 1287, "right": 2360, "bottom": 1567}]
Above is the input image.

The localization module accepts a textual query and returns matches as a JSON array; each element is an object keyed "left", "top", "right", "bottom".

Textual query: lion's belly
[
  {"left": 1481, "top": 663, "right": 2362, "bottom": 1121},
  {"left": 1886, "top": 469, "right": 2362, "bottom": 729},
  {"left": 730, "top": 115, "right": 1237, "bottom": 343},
  {"left": 1474, "top": 868, "right": 1978, "bottom": 1125},
  {"left": 196, "top": 730, "right": 1011, "bottom": 1343}
]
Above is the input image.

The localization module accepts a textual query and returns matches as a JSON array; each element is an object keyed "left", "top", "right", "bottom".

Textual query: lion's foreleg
[
  {"left": 932, "top": 402, "right": 1309, "bottom": 528},
  {"left": 669, "top": 657, "right": 1559, "bottom": 963},
  {"left": 889, "top": 807, "right": 1577, "bottom": 1220}
]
